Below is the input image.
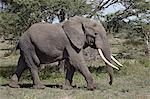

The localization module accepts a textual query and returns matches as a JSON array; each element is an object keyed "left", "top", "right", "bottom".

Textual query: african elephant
[{"left": 9, "top": 16, "right": 123, "bottom": 90}]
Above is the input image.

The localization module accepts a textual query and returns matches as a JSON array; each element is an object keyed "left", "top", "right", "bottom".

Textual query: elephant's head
[{"left": 63, "top": 16, "right": 123, "bottom": 85}]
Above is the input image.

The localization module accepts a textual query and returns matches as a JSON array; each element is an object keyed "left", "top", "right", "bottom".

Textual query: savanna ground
[{"left": 0, "top": 35, "right": 150, "bottom": 99}]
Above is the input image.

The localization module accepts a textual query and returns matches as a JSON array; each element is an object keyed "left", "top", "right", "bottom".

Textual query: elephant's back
[
  {"left": 28, "top": 22, "right": 68, "bottom": 43},
  {"left": 28, "top": 22, "right": 63, "bottom": 35},
  {"left": 26, "top": 22, "right": 69, "bottom": 52}
]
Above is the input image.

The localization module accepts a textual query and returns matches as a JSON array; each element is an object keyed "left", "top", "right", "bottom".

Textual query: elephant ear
[{"left": 63, "top": 18, "right": 85, "bottom": 49}]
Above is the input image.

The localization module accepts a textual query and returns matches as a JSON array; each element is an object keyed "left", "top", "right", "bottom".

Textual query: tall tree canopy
[
  {"left": 0, "top": 0, "right": 93, "bottom": 39},
  {"left": 0, "top": 0, "right": 149, "bottom": 55}
]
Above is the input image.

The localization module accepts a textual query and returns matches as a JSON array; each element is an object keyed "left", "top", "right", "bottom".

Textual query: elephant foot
[
  {"left": 33, "top": 84, "right": 46, "bottom": 89},
  {"left": 87, "top": 83, "right": 96, "bottom": 91},
  {"left": 9, "top": 80, "right": 20, "bottom": 88},
  {"left": 62, "top": 79, "right": 73, "bottom": 90},
  {"left": 62, "top": 84, "right": 73, "bottom": 90},
  {"left": 9, "top": 74, "right": 20, "bottom": 88}
]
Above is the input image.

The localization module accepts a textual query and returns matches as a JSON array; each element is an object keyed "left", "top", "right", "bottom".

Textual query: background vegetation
[{"left": 0, "top": 0, "right": 149, "bottom": 99}]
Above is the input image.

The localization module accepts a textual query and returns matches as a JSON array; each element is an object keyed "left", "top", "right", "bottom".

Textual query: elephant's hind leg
[
  {"left": 9, "top": 56, "right": 27, "bottom": 88},
  {"left": 23, "top": 51, "right": 45, "bottom": 89},
  {"left": 63, "top": 60, "right": 75, "bottom": 90}
]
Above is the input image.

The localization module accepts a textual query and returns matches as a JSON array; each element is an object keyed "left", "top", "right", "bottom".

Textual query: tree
[
  {"left": 0, "top": 0, "right": 93, "bottom": 40},
  {"left": 104, "top": 0, "right": 149, "bottom": 31},
  {"left": 128, "top": 19, "right": 150, "bottom": 57},
  {"left": 0, "top": 0, "right": 149, "bottom": 48},
  {"left": 100, "top": 0, "right": 149, "bottom": 57}
]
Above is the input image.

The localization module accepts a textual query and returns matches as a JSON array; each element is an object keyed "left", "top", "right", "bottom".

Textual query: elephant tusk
[
  {"left": 111, "top": 55, "right": 123, "bottom": 67},
  {"left": 98, "top": 49, "right": 119, "bottom": 70}
]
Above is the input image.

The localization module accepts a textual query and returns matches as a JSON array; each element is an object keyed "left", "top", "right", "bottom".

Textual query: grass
[
  {"left": 0, "top": 56, "right": 149, "bottom": 99},
  {"left": 0, "top": 38, "right": 150, "bottom": 99}
]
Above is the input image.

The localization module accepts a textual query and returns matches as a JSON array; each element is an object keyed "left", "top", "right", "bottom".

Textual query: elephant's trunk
[
  {"left": 97, "top": 48, "right": 114, "bottom": 85},
  {"left": 98, "top": 49, "right": 119, "bottom": 70}
]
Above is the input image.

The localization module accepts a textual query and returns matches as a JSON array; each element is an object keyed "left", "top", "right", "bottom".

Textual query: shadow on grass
[
  {"left": 89, "top": 66, "right": 107, "bottom": 74},
  {"left": 1, "top": 83, "right": 63, "bottom": 89},
  {"left": 1, "top": 83, "right": 87, "bottom": 90}
]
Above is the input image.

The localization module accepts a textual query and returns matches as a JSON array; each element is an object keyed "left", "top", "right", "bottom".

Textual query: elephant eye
[{"left": 95, "top": 33, "right": 98, "bottom": 35}]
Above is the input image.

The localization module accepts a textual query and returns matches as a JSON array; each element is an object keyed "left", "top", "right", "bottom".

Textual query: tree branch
[
  {"left": 103, "top": 0, "right": 119, "bottom": 9},
  {"left": 87, "top": 0, "right": 119, "bottom": 18}
]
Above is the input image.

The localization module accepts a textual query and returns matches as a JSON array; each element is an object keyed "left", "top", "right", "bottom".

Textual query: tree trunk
[{"left": 144, "top": 31, "right": 150, "bottom": 58}]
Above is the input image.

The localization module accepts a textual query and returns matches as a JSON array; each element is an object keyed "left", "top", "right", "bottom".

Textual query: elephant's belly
[{"left": 36, "top": 49, "right": 66, "bottom": 64}]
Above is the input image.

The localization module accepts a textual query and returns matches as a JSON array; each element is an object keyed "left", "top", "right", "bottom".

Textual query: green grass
[
  {"left": 0, "top": 55, "right": 150, "bottom": 99},
  {"left": 0, "top": 39, "right": 150, "bottom": 99}
]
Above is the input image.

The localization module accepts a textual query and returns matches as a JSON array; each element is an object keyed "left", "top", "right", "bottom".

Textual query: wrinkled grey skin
[{"left": 9, "top": 16, "right": 113, "bottom": 90}]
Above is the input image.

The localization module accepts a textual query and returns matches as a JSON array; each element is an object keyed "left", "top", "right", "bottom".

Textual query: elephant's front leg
[{"left": 66, "top": 47, "right": 96, "bottom": 90}]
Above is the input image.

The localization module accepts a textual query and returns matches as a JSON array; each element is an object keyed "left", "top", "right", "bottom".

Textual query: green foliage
[
  {"left": 0, "top": 0, "right": 44, "bottom": 40},
  {"left": 103, "top": 0, "right": 150, "bottom": 57},
  {"left": 0, "top": 12, "right": 19, "bottom": 39},
  {"left": 0, "top": 0, "right": 92, "bottom": 41},
  {"left": 44, "top": 0, "right": 92, "bottom": 16}
]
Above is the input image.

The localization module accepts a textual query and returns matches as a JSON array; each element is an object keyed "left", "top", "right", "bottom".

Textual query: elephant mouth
[{"left": 98, "top": 49, "right": 123, "bottom": 70}]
